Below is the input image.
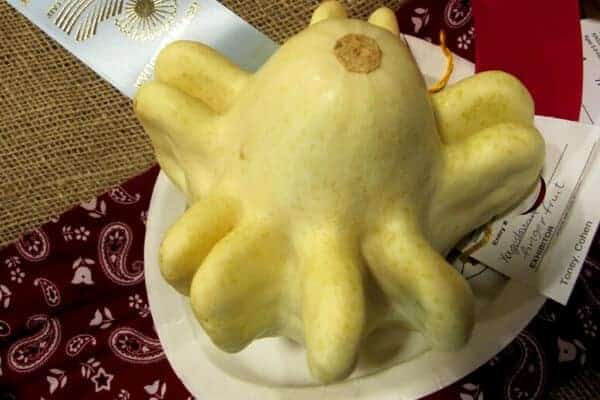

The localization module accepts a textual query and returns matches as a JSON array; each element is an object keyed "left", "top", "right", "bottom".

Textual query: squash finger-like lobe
[
  {"left": 363, "top": 225, "right": 474, "bottom": 350},
  {"left": 300, "top": 231, "right": 365, "bottom": 383},
  {"left": 160, "top": 196, "right": 237, "bottom": 295},
  {"left": 155, "top": 41, "right": 249, "bottom": 113},
  {"left": 310, "top": 1, "right": 347, "bottom": 25},
  {"left": 432, "top": 71, "right": 535, "bottom": 144},
  {"left": 135, "top": 81, "right": 215, "bottom": 141},
  {"left": 368, "top": 7, "right": 400, "bottom": 36},
  {"left": 190, "top": 222, "right": 287, "bottom": 353},
  {"left": 430, "top": 122, "right": 545, "bottom": 251},
  {"left": 134, "top": 82, "right": 215, "bottom": 194}
]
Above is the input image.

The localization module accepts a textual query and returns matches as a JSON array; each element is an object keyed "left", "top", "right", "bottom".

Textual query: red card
[{"left": 473, "top": 0, "right": 583, "bottom": 121}]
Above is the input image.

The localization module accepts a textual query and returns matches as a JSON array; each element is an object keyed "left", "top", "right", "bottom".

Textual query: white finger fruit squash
[{"left": 134, "top": 1, "right": 545, "bottom": 383}]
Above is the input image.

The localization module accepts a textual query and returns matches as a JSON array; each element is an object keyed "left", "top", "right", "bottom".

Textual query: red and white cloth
[
  {"left": 1, "top": 1, "right": 596, "bottom": 399},
  {"left": 0, "top": 167, "right": 192, "bottom": 399}
]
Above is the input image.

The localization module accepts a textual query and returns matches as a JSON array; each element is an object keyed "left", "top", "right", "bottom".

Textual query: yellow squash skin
[{"left": 134, "top": 1, "right": 545, "bottom": 383}]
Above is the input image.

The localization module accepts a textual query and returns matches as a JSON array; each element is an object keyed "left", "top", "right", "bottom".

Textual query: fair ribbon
[{"left": 5, "top": 0, "right": 277, "bottom": 97}]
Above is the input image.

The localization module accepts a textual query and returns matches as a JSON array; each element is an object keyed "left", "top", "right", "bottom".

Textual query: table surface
[{"left": 0, "top": 0, "right": 599, "bottom": 399}]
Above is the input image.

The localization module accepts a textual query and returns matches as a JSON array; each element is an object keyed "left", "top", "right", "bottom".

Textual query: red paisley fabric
[
  {"left": 0, "top": 167, "right": 191, "bottom": 400},
  {"left": 1, "top": 1, "right": 594, "bottom": 399}
]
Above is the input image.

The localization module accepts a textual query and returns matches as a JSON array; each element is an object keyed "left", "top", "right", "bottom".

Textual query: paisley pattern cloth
[
  {"left": 0, "top": 1, "right": 595, "bottom": 399},
  {"left": 0, "top": 167, "right": 191, "bottom": 399}
]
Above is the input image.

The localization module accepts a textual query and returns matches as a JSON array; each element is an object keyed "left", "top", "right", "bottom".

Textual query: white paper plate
[{"left": 144, "top": 35, "right": 546, "bottom": 400}]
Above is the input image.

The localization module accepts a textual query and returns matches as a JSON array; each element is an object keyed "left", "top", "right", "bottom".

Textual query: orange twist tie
[{"left": 428, "top": 30, "right": 454, "bottom": 94}]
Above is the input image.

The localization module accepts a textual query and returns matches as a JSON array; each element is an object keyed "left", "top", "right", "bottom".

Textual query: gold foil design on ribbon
[
  {"left": 115, "top": 0, "right": 177, "bottom": 40},
  {"left": 135, "top": 58, "right": 156, "bottom": 87},
  {"left": 48, "top": 0, "right": 124, "bottom": 41},
  {"left": 47, "top": 0, "right": 198, "bottom": 42}
]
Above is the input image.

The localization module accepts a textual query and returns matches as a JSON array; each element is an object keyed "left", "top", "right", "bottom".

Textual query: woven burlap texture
[
  {"left": 0, "top": 0, "right": 404, "bottom": 247},
  {"left": 220, "top": 0, "right": 406, "bottom": 43},
  {"left": 0, "top": 1, "right": 154, "bottom": 248}
]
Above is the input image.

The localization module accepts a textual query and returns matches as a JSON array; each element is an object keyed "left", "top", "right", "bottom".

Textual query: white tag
[
  {"left": 458, "top": 20, "right": 600, "bottom": 305},
  {"left": 460, "top": 117, "right": 600, "bottom": 304},
  {"left": 580, "top": 18, "right": 600, "bottom": 124}
]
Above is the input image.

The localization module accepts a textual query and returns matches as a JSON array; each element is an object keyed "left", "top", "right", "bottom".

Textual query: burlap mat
[
  {"left": 220, "top": 0, "right": 406, "bottom": 43},
  {"left": 0, "top": 0, "right": 404, "bottom": 247},
  {"left": 0, "top": 1, "right": 153, "bottom": 248}
]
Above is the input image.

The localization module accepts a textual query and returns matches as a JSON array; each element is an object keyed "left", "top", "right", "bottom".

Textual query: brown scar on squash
[{"left": 334, "top": 34, "right": 381, "bottom": 73}]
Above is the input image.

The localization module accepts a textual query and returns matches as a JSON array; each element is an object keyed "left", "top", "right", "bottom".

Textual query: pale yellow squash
[{"left": 134, "top": 1, "right": 545, "bottom": 383}]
